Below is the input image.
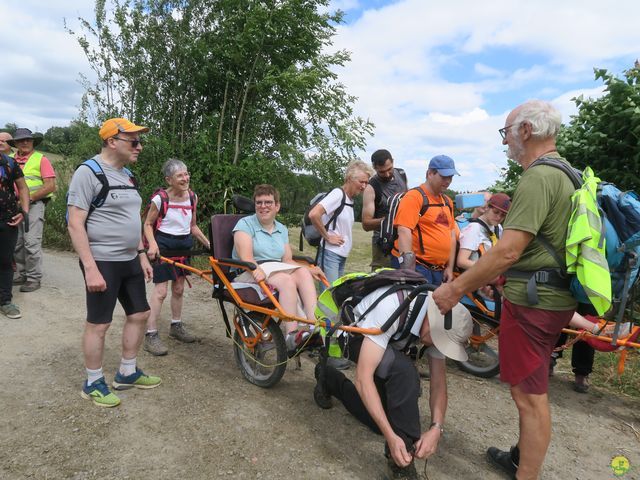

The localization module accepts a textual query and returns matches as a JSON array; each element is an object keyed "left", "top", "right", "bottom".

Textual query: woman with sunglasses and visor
[{"left": 232, "top": 184, "right": 326, "bottom": 353}]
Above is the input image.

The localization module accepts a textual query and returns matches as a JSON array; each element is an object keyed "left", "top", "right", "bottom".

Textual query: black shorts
[
  {"left": 152, "top": 231, "right": 193, "bottom": 284},
  {"left": 80, "top": 258, "right": 150, "bottom": 324}
]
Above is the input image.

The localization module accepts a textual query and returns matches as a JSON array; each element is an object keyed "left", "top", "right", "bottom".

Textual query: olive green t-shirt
[{"left": 503, "top": 153, "right": 577, "bottom": 311}]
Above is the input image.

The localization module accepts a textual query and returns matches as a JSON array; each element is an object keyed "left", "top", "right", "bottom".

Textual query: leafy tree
[
  {"left": 68, "top": 0, "right": 374, "bottom": 215},
  {"left": 557, "top": 66, "right": 640, "bottom": 191},
  {"left": 494, "top": 65, "right": 640, "bottom": 193}
]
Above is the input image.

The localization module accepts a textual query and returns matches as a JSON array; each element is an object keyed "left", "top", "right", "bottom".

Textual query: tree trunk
[{"left": 217, "top": 78, "right": 229, "bottom": 163}]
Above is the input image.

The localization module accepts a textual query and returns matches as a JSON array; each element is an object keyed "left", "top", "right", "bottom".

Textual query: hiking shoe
[
  {"left": 144, "top": 331, "right": 168, "bottom": 356},
  {"left": 169, "top": 322, "right": 195, "bottom": 343},
  {"left": 0, "top": 303, "right": 21, "bottom": 319},
  {"left": 81, "top": 377, "right": 121, "bottom": 408},
  {"left": 384, "top": 458, "right": 418, "bottom": 480},
  {"left": 573, "top": 374, "right": 590, "bottom": 394},
  {"left": 112, "top": 368, "right": 162, "bottom": 390},
  {"left": 19, "top": 281, "right": 40, "bottom": 293},
  {"left": 313, "top": 362, "right": 333, "bottom": 410},
  {"left": 12, "top": 276, "right": 26, "bottom": 286},
  {"left": 486, "top": 446, "right": 518, "bottom": 479},
  {"left": 286, "top": 330, "right": 321, "bottom": 354},
  {"left": 327, "top": 356, "right": 352, "bottom": 370}
]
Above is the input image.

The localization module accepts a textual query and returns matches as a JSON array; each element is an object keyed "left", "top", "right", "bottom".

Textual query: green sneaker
[
  {"left": 1, "top": 303, "right": 21, "bottom": 319},
  {"left": 112, "top": 368, "right": 162, "bottom": 390},
  {"left": 81, "top": 377, "right": 121, "bottom": 408}
]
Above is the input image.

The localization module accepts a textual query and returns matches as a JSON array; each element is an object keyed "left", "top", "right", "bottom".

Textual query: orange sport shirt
[{"left": 392, "top": 185, "right": 455, "bottom": 266}]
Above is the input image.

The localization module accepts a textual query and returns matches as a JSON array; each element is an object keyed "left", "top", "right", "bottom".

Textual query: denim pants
[
  {"left": 390, "top": 255, "right": 444, "bottom": 286},
  {"left": 318, "top": 247, "right": 346, "bottom": 288}
]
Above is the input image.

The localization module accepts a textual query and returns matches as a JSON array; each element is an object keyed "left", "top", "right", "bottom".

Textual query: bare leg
[
  {"left": 147, "top": 282, "right": 168, "bottom": 331},
  {"left": 83, "top": 322, "right": 111, "bottom": 370},
  {"left": 122, "top": 310, "right": 150, "bottom": 359},
  {"left": 170, "top": 276, "right": 186, "bottom": 320},
  {"left": 292, "top": 267, "right": 318, "bottom": 320},
  {"left": 266, "top": 272, "right": 298, "bottom": 334},
  {"left": 511, "top": 385, "right": 551, "bottom": 480}
]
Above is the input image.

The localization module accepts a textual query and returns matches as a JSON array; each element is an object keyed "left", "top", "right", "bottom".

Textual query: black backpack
[
  {"left": 378, "top": 186, "right": 453, "bottom": 255},
  {"left": 299, "top": 188, "right": 353, "bottom": 251}
]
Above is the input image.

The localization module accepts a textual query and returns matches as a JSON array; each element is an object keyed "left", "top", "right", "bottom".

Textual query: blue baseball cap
[{"left": 428, "top": 155, "right": 460, "bottom": 176}]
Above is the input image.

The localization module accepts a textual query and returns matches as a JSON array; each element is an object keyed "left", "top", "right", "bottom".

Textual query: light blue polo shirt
[{"left": 232, "top": 214, "right": 289, "bottom": 262}]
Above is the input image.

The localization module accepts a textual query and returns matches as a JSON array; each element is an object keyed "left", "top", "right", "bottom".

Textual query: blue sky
[{"left": 2, "top": 0, "right": 640, "bottom": 190}]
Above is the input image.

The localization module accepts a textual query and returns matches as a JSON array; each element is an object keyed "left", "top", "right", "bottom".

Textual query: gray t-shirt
[{"left": 67, "top": 155, "right": 142, "bottom": 261}]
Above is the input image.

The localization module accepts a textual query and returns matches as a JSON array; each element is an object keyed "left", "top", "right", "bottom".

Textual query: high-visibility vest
[{"left": 21, "top": 151, "right": 52, "bottom": 198}]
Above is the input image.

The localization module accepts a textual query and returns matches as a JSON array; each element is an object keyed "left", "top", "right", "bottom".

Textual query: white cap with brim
[{"left": 426, "top": 293, "right": 473, "bottom": 362}]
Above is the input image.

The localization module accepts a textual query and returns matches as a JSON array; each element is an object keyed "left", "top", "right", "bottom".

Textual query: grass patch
[{"left": 590, "top": 349, "right": 640, "bottom": 397}]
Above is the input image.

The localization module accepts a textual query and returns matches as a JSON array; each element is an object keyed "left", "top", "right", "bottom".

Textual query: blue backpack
[
  {"left": 533, "top": 159, "right": 640, "bottom": 310},
  {"left": 0, "top": 153, "right": 16, "bottom": 181},
  {"left": 66, "top": 158, "right": 138, "bottom": 224}
]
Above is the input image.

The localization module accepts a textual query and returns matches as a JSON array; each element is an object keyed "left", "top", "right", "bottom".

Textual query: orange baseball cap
[{"left": 99, "top": 118, "right": 149, "bottom": 140}]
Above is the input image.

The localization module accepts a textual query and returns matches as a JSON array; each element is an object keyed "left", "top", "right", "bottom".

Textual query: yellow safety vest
[
  {"left": 21, "top": 151, "right": 52, "bottom": 198},
  {"left": 566, "top": 167, "right": 611, "bottom": 315}
]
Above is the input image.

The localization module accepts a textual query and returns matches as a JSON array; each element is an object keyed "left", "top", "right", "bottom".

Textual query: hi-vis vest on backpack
[{"left": 22, "top": 152, "right": 52, "bottom": 198}]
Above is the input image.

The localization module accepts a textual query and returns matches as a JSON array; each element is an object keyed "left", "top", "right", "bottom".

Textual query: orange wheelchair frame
[{"left": 157, "top": 213, "right": 387, "bottom": 388}]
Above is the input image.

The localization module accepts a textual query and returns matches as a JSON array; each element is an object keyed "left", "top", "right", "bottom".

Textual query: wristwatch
[
  {"left": 430, "top": 422, "right": 444, "bottom": 434},
  {"left": 137, "top": 249, "right": 147, "bottom": 255}
]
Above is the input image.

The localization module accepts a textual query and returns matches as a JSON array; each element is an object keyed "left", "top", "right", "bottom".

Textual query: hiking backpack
[
  {"left": 299, "top": 188, "right": 353, "bottom": 251},
  {"left": 141, "top": 188, "right": 197, "bottom": 247},
  {"left": 531, "top": 158, "right": 640, "bottom": 315},
  {"left": 315, "top": 268, "right": 431, "bottom": 352},
  {"left": 66, "top": 158, "right": 138, "bottom": 224},
  {"left": 378, "top": 186, "right": 454, "bottom": 255}
]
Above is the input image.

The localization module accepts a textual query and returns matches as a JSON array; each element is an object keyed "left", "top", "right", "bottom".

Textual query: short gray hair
[
  {"left": 513, "top": 100, "right": 562, "bottom": 139},
  {"left": 345, "top": 160, "right": 374, "bottom": 182},
  {"left": 162, "top": 158, "right": 188, "bottom": 178}
]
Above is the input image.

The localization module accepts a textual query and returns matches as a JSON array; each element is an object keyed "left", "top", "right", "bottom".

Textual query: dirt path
[{"left": 1, "top": 250, "right": 639, "bottom": 480}]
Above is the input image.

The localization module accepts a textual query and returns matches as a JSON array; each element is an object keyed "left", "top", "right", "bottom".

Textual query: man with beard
[
  {"left": 432, "top": 100, "right": 576, "bottom": 479},
  {"left": 362, "top": 149, "right": 407, "bottom": 270}
]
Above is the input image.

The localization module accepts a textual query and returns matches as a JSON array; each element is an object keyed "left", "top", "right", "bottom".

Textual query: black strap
[{"left": 413, "top": 187, "right": 453, "bottom": 254}]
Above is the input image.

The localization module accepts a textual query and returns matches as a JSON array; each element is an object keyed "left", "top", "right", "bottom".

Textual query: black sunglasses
[{"left": 112, "top": 136, "right": 142, "bottom": 148}]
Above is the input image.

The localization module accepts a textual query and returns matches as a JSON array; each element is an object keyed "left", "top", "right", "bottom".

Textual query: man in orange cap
[{"left": 67, "top": 118, "right": 161, "bottom": 407}]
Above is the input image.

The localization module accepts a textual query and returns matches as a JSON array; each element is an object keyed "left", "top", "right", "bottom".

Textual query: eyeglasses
[
  {"left": 112, "top": 136, "right": 142, "bottom": 148},
  {"left": 255, "top": 200, "right": 275, "bottom": 207},
  {"left": 498, "top": 123, "right": 518, "bottom": 140}
]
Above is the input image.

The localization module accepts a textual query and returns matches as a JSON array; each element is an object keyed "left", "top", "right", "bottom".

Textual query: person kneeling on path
[
  {"left": 313, "top": 287, "right": 472, "bottom": 479},
  {"left": 143, "top": 159, "right": 210, "bottom": 355}
]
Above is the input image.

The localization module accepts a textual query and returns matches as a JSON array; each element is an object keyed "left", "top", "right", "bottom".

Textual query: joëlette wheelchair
[
  {"left": 158, "top": 195, "right": 441, "bottom": 388},
  {"left": 456, "top": 283, "right": 640, "bottom": 379}
]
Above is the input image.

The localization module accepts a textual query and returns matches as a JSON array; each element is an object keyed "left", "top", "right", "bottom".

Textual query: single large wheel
[
  {"left": 233, "top": 309, "right": 287, "bottom": 388},
  {"left": 456, "top": 325, "right": 500, "bottom": 378}
]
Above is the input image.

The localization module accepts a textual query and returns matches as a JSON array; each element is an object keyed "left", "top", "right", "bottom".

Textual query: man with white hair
[{"left": 432, "top": 100, "right": 576, "bottom": 479}]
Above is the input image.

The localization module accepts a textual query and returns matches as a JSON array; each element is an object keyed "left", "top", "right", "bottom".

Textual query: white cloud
[{"left": 330, "top": 0, "right": 640, "bottom": 189}]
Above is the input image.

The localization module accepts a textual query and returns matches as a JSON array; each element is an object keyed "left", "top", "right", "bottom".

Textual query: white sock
[
  {"left": 171, "top": 319, "right": 181, "bottom": 325},
  {"left": 119, "top": 357, "right": 137, "bottom": 376},
  {"left": 146, "top": 329, "right": 158, "bottom": 335},
  {"left": 86, "top": 367, "right": 103, "bottom": 386}
]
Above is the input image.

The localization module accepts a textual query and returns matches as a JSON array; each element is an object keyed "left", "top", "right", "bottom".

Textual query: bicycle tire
[
  {"left": 456, "top": 342, "right": 500, "bottom": 378},
  {"left": 233, "top": 310, "right": 287, "bottom": 388}
]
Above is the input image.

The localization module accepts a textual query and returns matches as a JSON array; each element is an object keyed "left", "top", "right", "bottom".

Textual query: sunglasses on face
[{"left": 112, "top": 136, "right": 142, "bottom": 148}]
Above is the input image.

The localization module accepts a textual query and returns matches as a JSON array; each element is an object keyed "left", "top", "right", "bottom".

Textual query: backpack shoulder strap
[
  {"left": 531, "top": 157, "right": 582, "bottom": 189},
  {"left": 79, "top": 159, "right": 109, "bottom": 210},
  {"left": 122, "top": 166, "right": 138, "bottom": 189},
  {"left": 155, "top": 188, "right": 170, "bottom": 220},
  {"left": 396, "top": 168, "right": 408, "bottom": 187}
]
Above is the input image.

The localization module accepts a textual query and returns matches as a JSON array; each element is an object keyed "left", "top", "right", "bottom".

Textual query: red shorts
[{"left": 499, "top": 299, "right": 574, "bottom": 394}]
